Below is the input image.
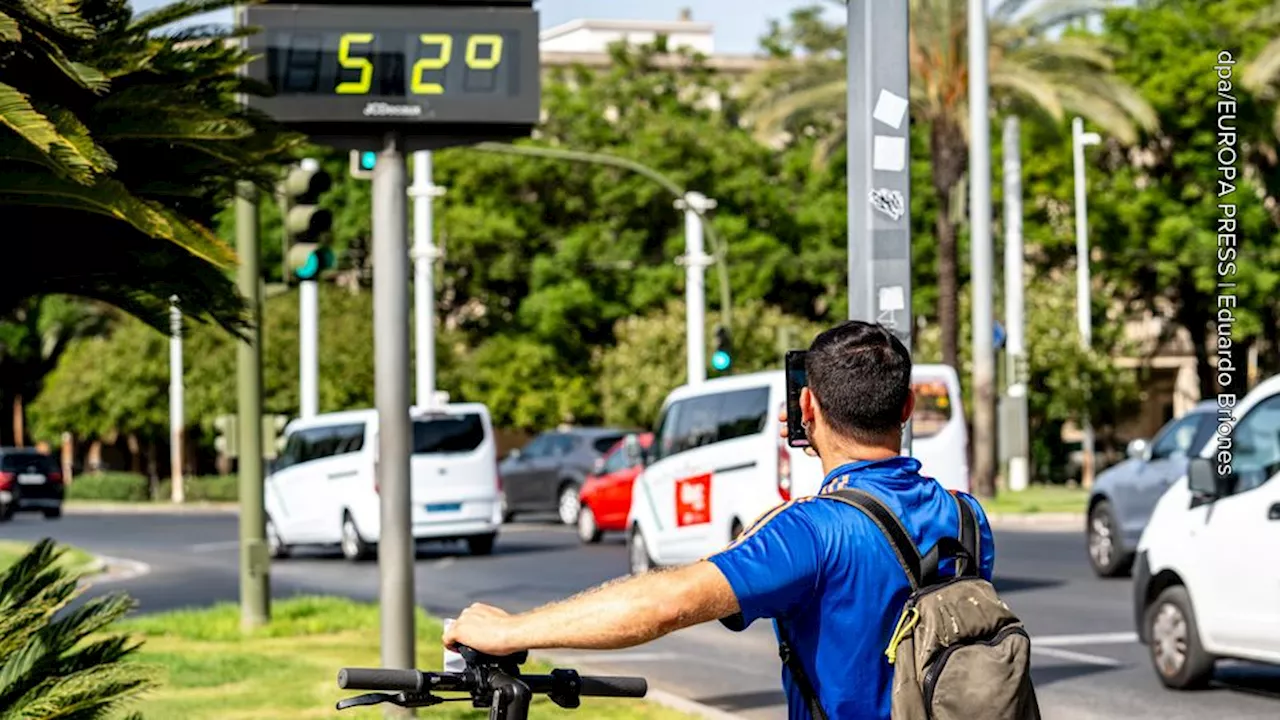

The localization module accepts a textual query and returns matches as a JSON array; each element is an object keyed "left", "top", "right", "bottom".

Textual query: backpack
[{"left": 775, "top": 488, "right": 1040, "bottom": 720}]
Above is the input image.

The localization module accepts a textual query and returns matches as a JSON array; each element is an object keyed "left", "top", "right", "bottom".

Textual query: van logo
[{"left": 675, "top": 473, "right": 712, "bottom": 527}]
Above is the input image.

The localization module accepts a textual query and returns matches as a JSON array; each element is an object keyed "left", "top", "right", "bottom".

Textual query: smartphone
[{"left": 785, "top": 351, "right": 809, "bottom": 448}]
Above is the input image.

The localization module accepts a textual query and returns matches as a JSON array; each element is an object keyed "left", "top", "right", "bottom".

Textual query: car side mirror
[
  {"left": 1126, "top": 438, "right": 1148, "bottom": 460},
  {"left": 1187, "top": 456, "right": 1227, "bottom": 499}
]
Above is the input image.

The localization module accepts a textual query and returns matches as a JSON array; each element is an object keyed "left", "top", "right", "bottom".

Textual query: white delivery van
[
  {"left": 625, "top": 366, "right": 968, "bottom": 574},
  {"left": 910, "top": 364, "right": 970, "bottom": 494},
  {"left": 264, "top": 404, "right": 502, "bottom": 562},
  {"left": 1134, "top": 373, "right": 1280, "bottom": 689}
]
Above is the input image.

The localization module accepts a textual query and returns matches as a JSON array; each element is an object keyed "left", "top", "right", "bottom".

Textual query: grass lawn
[
  {"left": 978, "top": 483, "right": 1089, "bottom": 515},
  {"left": 117, "top": 596, "right": 694, "bottom": 720},
  {"left": 0, "top": 540, "right": 102, "bottom": 577}
]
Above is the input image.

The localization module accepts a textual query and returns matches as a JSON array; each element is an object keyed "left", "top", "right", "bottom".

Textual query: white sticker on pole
[
  {"left": 878, "top": 286, "right": 906, "bottom": 312},
  {"left": 873, "top": 135, "right": 906, "bottom": 172},
  {"left": 873, "top": 89, "right": 909, "bottom": 129}
]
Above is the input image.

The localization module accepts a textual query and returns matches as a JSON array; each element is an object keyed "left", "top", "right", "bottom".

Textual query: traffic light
[
  {"left": 214, "top": 414, "right": 239, "bottom": 460},
  {"left": 711, "top": 325, "right": 733, "bottom": 372},
  {"left": 282, "top": 160, "right": 334, "bottom": 283},
  {"left": 349, "top": 150, "right": 376, "bottom": 180},
  {"left": 263, "top": 414, "right": 289, "bottom": 460}
]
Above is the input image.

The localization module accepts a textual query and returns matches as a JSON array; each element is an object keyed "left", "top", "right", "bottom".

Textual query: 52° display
[{"left": 243, "top": 3, "right": 540, "bottom": 141}]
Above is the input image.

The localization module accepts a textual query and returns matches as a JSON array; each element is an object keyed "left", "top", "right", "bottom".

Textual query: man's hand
[
  {"left": 778, "top": 407, "right": 818, "bottom": 457},
  {"left": 443, "top": 602, "right": 525, "bottom": 656}
]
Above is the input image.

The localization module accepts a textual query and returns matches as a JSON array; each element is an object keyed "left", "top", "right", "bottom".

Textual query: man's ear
[
  {"left": 901, "top": 388, "right": 916, "bottom": 424},
  {"left": 800, "top": 386, "right": 818, "bottom": 423}
]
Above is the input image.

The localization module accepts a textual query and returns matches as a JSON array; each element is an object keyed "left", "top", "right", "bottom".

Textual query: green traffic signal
[
  {"left": 712, "top": 325, "right": 733, "bottom": 373},
  {"left": 288, "top": 244, "right": 335, "bottom": 281},
  {"left": 282, "top": 161, "right": 334, "bottom": 283},
  {"left": 360, "top": 151, "right": 376, "bottom": 171}
]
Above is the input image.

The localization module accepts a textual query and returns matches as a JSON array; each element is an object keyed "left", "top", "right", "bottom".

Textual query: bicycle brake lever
[{"left": 336, "top": 692, "right": 446, "bottom": 710}]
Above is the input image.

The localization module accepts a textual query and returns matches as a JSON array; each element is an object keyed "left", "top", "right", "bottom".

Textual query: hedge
[{"left": 66, "top": 472, "right": 239, "bottom": 502}]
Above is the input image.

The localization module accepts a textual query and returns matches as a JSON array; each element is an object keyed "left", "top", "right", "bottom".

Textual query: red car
[{"left": 577, "top": 432, "right": 653, "bottom": 544}]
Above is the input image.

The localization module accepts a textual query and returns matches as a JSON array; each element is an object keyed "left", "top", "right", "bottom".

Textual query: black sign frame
[{"left": 243, "top": 2, "right": 540, "bottom": 149}]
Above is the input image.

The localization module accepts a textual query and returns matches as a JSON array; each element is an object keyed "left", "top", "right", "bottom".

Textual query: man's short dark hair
[{"left": 805, "top": 321, "right": 912, "bottom": 441}]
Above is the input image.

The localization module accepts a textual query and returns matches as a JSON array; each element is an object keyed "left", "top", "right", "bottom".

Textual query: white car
[
  {"left": 1134, "top": 374, "right": 1280, "bottom": 689},
  {"left": 625, "top": 366, "right": 969, "bottom": 574},
  {"left": 264, "top": 404, "right": 503, "bottom": 562}
]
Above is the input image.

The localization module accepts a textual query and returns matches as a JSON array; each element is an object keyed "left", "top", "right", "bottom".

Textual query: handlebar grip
[
  {"left": 578, "top": 676, "right": 648, "bottom": 698},
  {"left": 337, "top": 668, "right": 425, "bottom": 692}
]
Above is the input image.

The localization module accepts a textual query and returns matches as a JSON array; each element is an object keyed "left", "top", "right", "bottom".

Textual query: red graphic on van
[{"left": 675, "top": 473, "right": 712, "bottom": 527}]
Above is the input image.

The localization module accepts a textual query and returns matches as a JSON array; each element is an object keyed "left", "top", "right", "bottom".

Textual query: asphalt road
[{"left": 4, "top": 510, "right": 1279, "bottom": 720}]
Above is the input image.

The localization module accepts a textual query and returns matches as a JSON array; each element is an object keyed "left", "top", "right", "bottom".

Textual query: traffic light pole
[
  {"left": 235, "top": 180, "right": 270, "bottom": 630},
  {"left": 169, "top": 295, "right": 185, "bottom": 503},
  {"left": 298, "top": 158, "right": 321, "bottom": 419},
  {"left": 373, "top": 132, "right": 415, "bottom": 706},
  {"left": 847, "top": 0, "right": 913, "bottom": 453},
  {"left": 677, "top": 192, "right": 715, "bottom": 386}
]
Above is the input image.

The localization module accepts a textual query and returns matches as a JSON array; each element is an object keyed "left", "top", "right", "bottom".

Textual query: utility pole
[
  {"left": 411, "top": 151, "right": 445, "bottom": 407},
  {"left": 1003, "top": 116, "right": 1030, "bottom": 492},
  {"left": 235, "top": 180, "right": 269, "bottom": 629},
  {"left": 967, "top": 0, "right": 997, "bottom": 498},
  {"left": 373, "top": 133, "right": 414, "bottom": 701},
  {"left": 1073, "top": 117, "right": 1101, "bottom": 489},
  {"left": 676, "top": 192, "right": 715, "bottom": 386},
  {"left": 169, "top": 295, "right": 185, "bottom": 503},
  {"left": 847, "top": 0, "right": 913, "bottom": 453}
]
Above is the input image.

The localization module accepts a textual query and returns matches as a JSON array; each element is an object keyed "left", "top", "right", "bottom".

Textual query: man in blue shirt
[{"left": 445, "top": 321, "right": 995, "bottom": 719}]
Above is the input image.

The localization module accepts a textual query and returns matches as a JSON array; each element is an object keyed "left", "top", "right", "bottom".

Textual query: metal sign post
[{"left": 847, "top": 0, "right": 913, "bottom": 453}]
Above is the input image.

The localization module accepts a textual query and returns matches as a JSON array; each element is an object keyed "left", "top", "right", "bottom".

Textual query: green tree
[
  {"left": 1, "top": 0, "right": 301, "bottom": 331},
  {"left": 0, "top": 539, "right": 155, "bottom": 719},
  {"left": 745, "top": 0, "right": 1157, "bottom": 376}
]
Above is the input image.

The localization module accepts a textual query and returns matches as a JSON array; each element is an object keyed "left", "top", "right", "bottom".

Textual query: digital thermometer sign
[{"left": 243, "top": 2, "right": 540, "bottom": 147}]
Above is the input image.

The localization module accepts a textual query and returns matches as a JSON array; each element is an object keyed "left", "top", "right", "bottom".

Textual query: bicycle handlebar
[{"left": 335, "top": 645, "right": 647, "bottom": 719}]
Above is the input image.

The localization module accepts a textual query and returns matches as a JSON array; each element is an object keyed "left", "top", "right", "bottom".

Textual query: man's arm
[{"left": 444, "top": 561, "right": 740, "bottom": 655}]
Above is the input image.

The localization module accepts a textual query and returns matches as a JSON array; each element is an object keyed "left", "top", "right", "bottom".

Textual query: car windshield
[
  {"left": 911, "top": 380, "right": 952, "bottom": 439},
  {"left": 412, "top": 414, "right": 485, "bottom": 454}
]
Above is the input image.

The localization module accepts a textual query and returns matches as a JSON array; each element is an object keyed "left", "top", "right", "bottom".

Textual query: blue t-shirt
[{"left": 707, "top": 457, "right": 996, "bottom": 720}]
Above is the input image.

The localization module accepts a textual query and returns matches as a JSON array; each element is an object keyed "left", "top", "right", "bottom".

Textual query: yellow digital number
[
  {"left": 465, "top": 34, "right": 504, "bottom": 70},
  {"left": 335, "top": 33, "right": 374, "bottom": 95},
  {"left": 412, "top": 33, "right": 454, "bottom": 95}
]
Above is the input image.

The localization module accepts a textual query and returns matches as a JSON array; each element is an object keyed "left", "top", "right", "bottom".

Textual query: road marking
[
  {"left": 1031, "top": 646, "right": 1123, "bottom": 667},
  {"left": 1034, "top": 632, "right": 1138, "bottom": 647},
  {"left": 432, "top": 558, "right": 456, "bottom": 569},
  {"left": 188, "top": 540, "right": 241, "bottom": 553}
]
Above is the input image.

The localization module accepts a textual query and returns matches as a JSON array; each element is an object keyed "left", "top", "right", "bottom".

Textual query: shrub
[{"left": 67, "top": 473, "right": 239, "bottom": 502}]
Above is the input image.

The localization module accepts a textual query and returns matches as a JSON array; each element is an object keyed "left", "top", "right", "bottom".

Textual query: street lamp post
[
  {"left": 676, "top": 192, "right": 716, "bottom": 386},
  {"left": 1072, "top": 117, "right": 1101, "bottom": 488}
]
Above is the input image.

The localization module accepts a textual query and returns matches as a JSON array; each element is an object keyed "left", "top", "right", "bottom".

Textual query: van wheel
[
  {"left": 577, "top": 506, "right": 602, "bottom": 544},
  {"left": 1147, "top": 585, "right": 1215, "bottom": 689},
  {"left": 466, "top": 533, "right": 497, "bottom": 556},
  {"left": 1087, "top": 500, "right": 1132, "bottom": 578},
  {"left": 266, "top": 516, "right": 290, "bottom": 559},
  {"left": 628, "top": 526, "right": 654, "bottom": 575},
  {"left": 557, "top": 482, "right": 581, "bottom": 526},
  {"left": 340, "top": 513, "right": 373, "bottom": 562}
]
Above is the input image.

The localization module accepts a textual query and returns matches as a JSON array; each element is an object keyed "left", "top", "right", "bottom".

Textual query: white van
[
  {"left": 1134, "top": 373, "right": 1280, "bottom": 689},
  {"left": 625, "top": 366, "right": 968, "bottom": 574},
  {"left": 264, "top": 404, "right": 502, "bottom": 562},
  {"left": 910, "top": 364, "right": 970, "bottom": 494}
]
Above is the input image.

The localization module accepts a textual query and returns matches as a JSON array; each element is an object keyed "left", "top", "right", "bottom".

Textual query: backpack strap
[
  {"left": 776, "top": 619, "right": 828, "bottom": 720},
  {"left": 920, "top": 494, "right": 982, "bottom": 582}
]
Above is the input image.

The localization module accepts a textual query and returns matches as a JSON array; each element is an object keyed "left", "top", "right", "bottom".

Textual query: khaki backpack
[{"left": 776, "top": 488, "right": 1040, "bottom": 720}]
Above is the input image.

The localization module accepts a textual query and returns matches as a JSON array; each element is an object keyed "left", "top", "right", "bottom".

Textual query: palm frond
[
  {"left": 0, "top": 84, "right": 108, "bottom": 183},
  {"left": 129, "top": 0, "right": 251, "bottom": 35},
  {"left": 0, "top": 11, "right": 21, "bottom": 42}
]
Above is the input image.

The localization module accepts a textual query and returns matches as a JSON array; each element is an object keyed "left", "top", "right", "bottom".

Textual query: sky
[{"left": 129, "top": 0, "right": 846, "bottom": 55}]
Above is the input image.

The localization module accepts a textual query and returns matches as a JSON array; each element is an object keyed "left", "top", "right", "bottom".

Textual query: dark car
[
  {"left": 1085, "top": 400, "right": 1217, "bottom": 577},
  {"left": 0, "top": 448, "right": 65, "bottom": 521},
  {"left": 499, "top": 428, "right": 629, "bottom": 525}
]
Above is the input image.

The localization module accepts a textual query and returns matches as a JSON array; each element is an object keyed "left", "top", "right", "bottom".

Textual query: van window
[
  {"left": 1227, "top": 394, "right": 1280, "bottom": 494},
  {"left": 655, "top": 387, "right": 769, "bottom": 460},
  {"left": 911, "top": 380, "right": 953, "bottom": 439},
  {"left": 277, "top": 423, "right": 365, "bottom": 470},
  {"left": 413, "top": 414, "right": 485, "bottom": 454}
]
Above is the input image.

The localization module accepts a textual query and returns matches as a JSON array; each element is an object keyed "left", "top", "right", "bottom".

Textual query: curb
[
  {"left": 532, "top": 650, "right": 741, "bottom": 720},
  {"left": 987, "top": 512, "right": 1084, "bottom": 532},
  {"left": 66, "top": 502, "right": 238, "bottom": 515}
]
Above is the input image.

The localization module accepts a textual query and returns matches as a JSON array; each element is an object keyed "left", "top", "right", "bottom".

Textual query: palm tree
[
  {"left": 745, "top": 0, "right": 1157, "bottom": 372},
  {"left": 0, "top": 538, "right": 155, "bottom": 718},
  {"left": 0, "top": 0, "right": 301, "bottom": 334}
]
